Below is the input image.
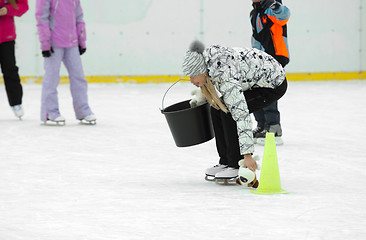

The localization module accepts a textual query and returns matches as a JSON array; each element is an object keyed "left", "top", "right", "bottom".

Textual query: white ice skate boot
[
  {"left": 205, "top": 164, "right": 228, "bottom": 181},
  {"left": 12, "top": 104, "right": 24, "bottom": 119},
  {"left": 80, "top": 114, "right": 96, "bottom": 125},
  {"left": 43, "top": 115, "right": 66, "bottom": 126},
  {"left": 215, "top": 167, "right": 238, "bottom": 185}
]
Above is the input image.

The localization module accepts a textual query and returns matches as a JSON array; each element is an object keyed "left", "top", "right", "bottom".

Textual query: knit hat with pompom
[{"left": 182, "top": 40, "right": 207, "bottom": 77}]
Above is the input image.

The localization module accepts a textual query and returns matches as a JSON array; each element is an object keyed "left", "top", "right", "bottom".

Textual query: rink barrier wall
[{"left": 1, "top": 72, "right": 366, "bottom": 84}]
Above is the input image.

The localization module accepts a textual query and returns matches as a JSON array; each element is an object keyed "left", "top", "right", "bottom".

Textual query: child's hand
[
  {"left": 243, "top": 154, "right": 258, "bottom": 172},
  {"left": 0, "top": 7, "right": 8, "bottom": 16},
  {"left": 9, "top": 0, "right": 19, "bottom": 10},
  {"left": 79, "top": 46, "right": 86, "bottom": 55},
  {"left": 42, "top": 48, "right": 54, "bottom": 58}
]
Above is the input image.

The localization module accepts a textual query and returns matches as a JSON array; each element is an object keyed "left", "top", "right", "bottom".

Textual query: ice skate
[
  {"left": 255, "top": 124, "right": 283, "bottom": 146},
  {"left": 12, "top": 104, "right": 24, "bottom": 120},
  {"left": 252, "top": 126, "right": 264, "bottom": 144},
  {"left": 205, "top": 164, "right": 228, "bottom": 181},
  {"left": 214, "top": 167, "right": 238, "bottom": 185},
  {"left": 79, "top": 114, "right": 96, "bottom": 125},
  {"left": 42, "top": 116, "right": 66, "bottom": 126}
]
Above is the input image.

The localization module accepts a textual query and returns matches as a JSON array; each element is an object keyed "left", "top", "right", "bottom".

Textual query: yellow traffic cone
[{"left": 250, "top": 132, "right": 289, "bottom": 195}]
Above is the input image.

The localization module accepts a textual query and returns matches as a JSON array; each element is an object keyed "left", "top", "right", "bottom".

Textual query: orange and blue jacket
[{"left": 250, "top": 2, "right": 290, "bottom": 67}]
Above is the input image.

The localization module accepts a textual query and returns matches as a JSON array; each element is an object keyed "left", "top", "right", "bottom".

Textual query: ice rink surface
[{"left": 1, "top": 80, "right": 366, "bottom": 240}]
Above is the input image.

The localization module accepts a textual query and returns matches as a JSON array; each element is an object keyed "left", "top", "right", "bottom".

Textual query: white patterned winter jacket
[{"left": 202, "top": 45, "right": 286, "bottom": 155}]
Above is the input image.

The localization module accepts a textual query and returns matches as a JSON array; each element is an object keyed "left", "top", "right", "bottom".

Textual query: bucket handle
[{"left": 161, "top": 78, "right": 190, "bottom": 112}]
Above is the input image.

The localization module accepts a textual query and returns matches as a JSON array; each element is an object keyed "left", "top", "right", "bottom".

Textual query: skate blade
[
  {"left": 79, "top": 119, "right": 96, "bottom": 125},
  {"left": 215, "top": 178, "right": 237, "bottom": 185},
  {"left": 205, "top": 175, "right": 215, "bottom": 181},
  {"left": 41, "top": 120, "right": 65, "bottom": 126}
]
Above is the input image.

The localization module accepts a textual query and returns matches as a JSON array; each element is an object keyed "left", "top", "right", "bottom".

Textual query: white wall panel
[
  {"left": 10, "top": 0, "right": 366, "bottom": 77},
  {"left": 361, "top": 0, "right": 366, "bottom": 70}
]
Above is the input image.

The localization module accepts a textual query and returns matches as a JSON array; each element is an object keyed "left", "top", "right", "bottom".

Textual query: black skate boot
[
  {"left": 253, "top": 126, "right": 264, "bottom": 144},
  {"left": 255, "top": 124, "right": 283, "bottom": 146}
]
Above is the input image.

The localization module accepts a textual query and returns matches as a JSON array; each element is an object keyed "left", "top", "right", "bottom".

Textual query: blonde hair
[{"left": 200, "top": 77, "right": 228, "bottom": 113}]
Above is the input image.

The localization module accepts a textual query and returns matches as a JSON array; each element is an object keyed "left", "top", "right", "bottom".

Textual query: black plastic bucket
[{"left": 161, "top": 80, "right": 214, "bottom": 147}]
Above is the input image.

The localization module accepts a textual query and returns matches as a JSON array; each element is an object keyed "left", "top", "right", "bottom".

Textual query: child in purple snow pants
[{"left": 36, "top": 0, "right": 95, "bottom": 123}]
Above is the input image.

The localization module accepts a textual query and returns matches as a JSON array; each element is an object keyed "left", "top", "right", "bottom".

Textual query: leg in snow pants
[
  {"left": 211, "top": 79, "right": 287, "bottom": 168},
  {"left": 253, "top": 101, "right": 280, "bottom": 129},
  {"left": 41, "top": 47, "right": 93, "bottom": 122},
  {"left": 0, "top": 41, "right": 23, "bottom": 106}
]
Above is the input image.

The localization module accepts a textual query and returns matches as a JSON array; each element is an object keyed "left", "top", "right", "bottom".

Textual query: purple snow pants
[{"left": 41, "top": 47, "right": 93, "bottom": 121}]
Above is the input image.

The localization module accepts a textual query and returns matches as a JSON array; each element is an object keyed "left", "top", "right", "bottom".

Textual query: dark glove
[
  {"left": 42, "top": 47, "right": 54, "bottom": 58},
  {"left": 79, "top": 46, "right": 86, "bottom": 55},
  {"left": 260, "top": 0, "right": 279, "bottom": 10}
]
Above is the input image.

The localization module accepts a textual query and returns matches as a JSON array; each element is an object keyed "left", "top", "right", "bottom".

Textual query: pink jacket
[
  {"left": 35, "top": 0, "right": 86, "bottom": 51},
  {"left": 0, "top": 0, "right": 29, "bottom": 44}
]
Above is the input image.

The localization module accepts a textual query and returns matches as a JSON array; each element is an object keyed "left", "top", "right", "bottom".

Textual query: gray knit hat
[{"left": 182, "top": 40, "right": 207, "bottom": 77}]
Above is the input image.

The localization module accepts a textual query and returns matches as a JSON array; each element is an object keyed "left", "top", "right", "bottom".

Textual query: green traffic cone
[{"left": 251, "top": 132, "right": 289, "bottom": 195}]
